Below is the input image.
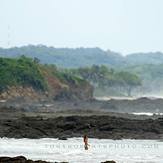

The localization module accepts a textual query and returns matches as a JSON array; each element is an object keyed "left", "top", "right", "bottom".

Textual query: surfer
[{"left": 83, "top": 135, "right": 90, "bottom": 150}]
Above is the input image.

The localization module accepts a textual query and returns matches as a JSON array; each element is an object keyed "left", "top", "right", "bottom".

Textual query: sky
[{"left": 0, "top": 0, "right": 163, "bottom": 54}]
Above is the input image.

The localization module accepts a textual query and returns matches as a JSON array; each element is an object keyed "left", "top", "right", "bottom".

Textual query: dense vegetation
[
  {"left": 1, "top": 45, "right": 163, "bottom": 96},
  {"left": 0, "top": 45, "right": 124, "bottom": 68},
  {"left": 67, "top": 65, "right": 141, "bottom": 96},
  {"left": 0, "top": 56, "right": 84, "bottom": 92},
  {"left": 123, "top": 64, "right": 163, "bottom": 95},
  {"left": 0, "top": 56, "right": 47, "bottom": 91},
  {"left": 1, "top": 45, "right": 163, "bottom": 68},
  {"left": 42, "top": 64, "right": 87, "bottom": 87},
  {"left": 0, "top": 56, "right": 90, "bottom": 94},
  {"left": 0, "top": 56, "right": 142, "bottom": 97}
]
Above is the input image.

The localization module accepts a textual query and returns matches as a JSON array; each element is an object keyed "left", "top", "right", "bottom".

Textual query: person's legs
[{"left": 84, "top": 144, "right": 88, "bottom": 150}]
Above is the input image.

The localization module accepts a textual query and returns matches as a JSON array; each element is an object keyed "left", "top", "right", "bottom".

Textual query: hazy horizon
[
  {"left": 1, "top": 44, "right": 163, "bottom": 56},
  {"left": 1, "top": 0, "right": 163, "bottom": 54}
]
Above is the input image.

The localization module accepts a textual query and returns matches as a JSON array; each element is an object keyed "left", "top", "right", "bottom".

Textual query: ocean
[{"left": 0, "top": 138, "right": 163, "bottom": 163}]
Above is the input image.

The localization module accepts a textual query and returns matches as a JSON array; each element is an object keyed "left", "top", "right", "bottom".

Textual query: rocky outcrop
[
  {"left": 0, "top": 86, "right": 47, "bottom": 102},
  {"left": 0, "top": 156, "right": 49, "bottom": 163},
  {"left": 0, "top": 114, "right": 163, "bottom": 139},
  {"left": 0, "top": 81, "right": 93, "bottom": 102},
  {"left": 0, "top": 156, "right": 117, "bottom": 163},
  {"left": 101, "top": 161, "right": 116, "bottom": 163},
  {"left": 41, "top": 66, "right": 93, "bottom": 101},
  {"left": 0, "top": 156, "right": 68, "bottom": 163},
  {"left": 54, "top": 82, "right": 93, "bottom": 101}
]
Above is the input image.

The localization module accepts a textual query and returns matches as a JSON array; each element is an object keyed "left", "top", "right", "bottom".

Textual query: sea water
[{"left": 0, "top": 138, "right": 163, "bottom": 163}]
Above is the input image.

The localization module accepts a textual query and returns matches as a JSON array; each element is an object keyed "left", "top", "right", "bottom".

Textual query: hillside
[
  {"left": 1, "top": 45, "right": 163, "bottom": 96},
  {"left": 125, "top": 52, "right": 163, "bottom": 65},
  {"left": 0, "top": 45, "right": 125, "bottom": 68},
  {"left": 1, "top": 45, "right": 163, "bottom": 68},
  {"left": 0, "top": 56, "right": 93, "bottom": 101}
]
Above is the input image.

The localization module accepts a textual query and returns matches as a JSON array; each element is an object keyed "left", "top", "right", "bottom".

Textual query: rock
[
  {"left": 99, "top": 125, "right": 114, "bottom": 131},
  {"left": 0, "top": 156, "right": 68, "bottom": 163},
  {"left": 0, "top": 86, "right": 45, "bottom": 102},
  {"left": 57, "top": 121, "right": 76, "bottom": 130},
  {"left": 101, "top": 161, "right": 116, "bottom": 163},
  {"left": 54, "top": 162, "right": 68, "bottom": 163},
  {"left": 27, "top": 160, "right": 49, "bottom": 163},
  {"left": 0, "top": 156, "right": 27, "bottom": 163},
  {"left": 0, "top": 113, "right": 163, "bottom": 139},
  {"left": 58, "top": 136, "right": 68, "bottom": 140}
]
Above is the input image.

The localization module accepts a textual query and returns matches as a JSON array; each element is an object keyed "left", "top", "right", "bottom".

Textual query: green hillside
[
  {"left": 0, "top": 56, "right": 90, "bottom": 97},
  {"left": 1, "top": 53, "right": 163, "bottom": 97},
  {"left": 0, "top": 56, "right": 47, "bottom": 91}
]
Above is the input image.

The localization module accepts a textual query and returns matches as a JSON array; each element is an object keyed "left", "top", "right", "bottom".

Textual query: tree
[
  {"left": 115, "top": 71, "right": 141, "bottom": 96},
  {"left": 33, "top": 57, "right": 40, "bottom": 64}
]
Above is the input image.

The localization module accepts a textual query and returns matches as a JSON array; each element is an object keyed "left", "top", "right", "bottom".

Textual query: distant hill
[
  {"left": 125, "top": 52, "right": 163, "bottom": 65},
  {"left": 0, "top": 45, "right": 125, "bottom": 68},
  {"left": 1, "top": 45, "right": 163, "bottom": 68}
]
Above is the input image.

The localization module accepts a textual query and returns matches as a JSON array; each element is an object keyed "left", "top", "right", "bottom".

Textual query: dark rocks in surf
[
  {"left": 0, "top": 156, "right": 68, "bottom": 163},
  {"left": 101, "top": 161, "right": 116, "bottom": 163}
]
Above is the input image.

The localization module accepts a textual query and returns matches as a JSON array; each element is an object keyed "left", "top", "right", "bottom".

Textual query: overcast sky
[{"left": 0, "top": 0, "right": 163, "bottom": 54}]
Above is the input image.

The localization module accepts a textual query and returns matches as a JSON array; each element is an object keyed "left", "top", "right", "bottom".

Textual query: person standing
[{"left": 83, "top": 135, "right": 90, "bottom": 150}]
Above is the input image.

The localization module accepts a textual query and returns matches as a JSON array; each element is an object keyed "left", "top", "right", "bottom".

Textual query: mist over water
[{"left": 0, "top": 138, "right": 163, "bottom": 163}]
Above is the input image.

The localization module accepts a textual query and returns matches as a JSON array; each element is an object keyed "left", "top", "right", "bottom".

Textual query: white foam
[
  {"left": 132, "top": 112, "right": 163, "bottom": 116},
  {"left": 0, "top": 138, "right": 163, "bottom": 163},
  {"left": 95, "top": 95, "right": 163, "bottom": 101}
]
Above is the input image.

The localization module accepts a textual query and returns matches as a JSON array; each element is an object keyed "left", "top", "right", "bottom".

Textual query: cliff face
[
  {"left": 53, "top": 80, "right": 93, "bottom": 101},
  {"left": 0, "top": 86, "right": 46, "bottom": 101},
  {"left": 0, "top": 81, "right": 93, "bottom": 102},
  {"left": 0, "top": 80, "right": 93, "bottom": 102},
  {"left": 40, "top": 64, "right": 93, "bottom": 101}
]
